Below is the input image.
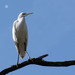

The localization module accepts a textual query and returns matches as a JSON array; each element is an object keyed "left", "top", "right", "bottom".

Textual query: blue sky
[{"left": 0, "top": 0, "right": 75, "bottom": 75}]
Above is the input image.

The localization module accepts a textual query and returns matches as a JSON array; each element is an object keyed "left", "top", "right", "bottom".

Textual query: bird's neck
[{"left": 18, "top": 17, "right": 25, "bottom": 21}]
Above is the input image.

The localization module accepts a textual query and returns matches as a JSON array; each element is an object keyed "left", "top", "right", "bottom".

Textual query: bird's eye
[{"left": 22, "top": 13, "right": 26, "bottom": 15}]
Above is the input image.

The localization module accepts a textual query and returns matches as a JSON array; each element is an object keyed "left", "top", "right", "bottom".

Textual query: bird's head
[{"left": 18, "top": 12, "right": 33, "bottom": 18}]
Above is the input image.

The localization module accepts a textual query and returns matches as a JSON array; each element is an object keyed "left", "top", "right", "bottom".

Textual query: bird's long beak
[{"left": 26, "top": 13, "right": 33, "bottom": 16}]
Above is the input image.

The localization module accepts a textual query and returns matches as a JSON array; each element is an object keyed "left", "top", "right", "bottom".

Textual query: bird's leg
[
  {"left": 26, "top": 51, "right": 31, "bottom": 59},
  {"left": 24, "top": 42, "right": 31, "bottom": 59},
  {"left": 17, "top": 53, "right": 19, "bottom": 65},
  {"left": 26, "top": 51, "right": 34, "bottom": 63},
  {"left": 16, "top": 42, "right": 20, "bottom": 65}
]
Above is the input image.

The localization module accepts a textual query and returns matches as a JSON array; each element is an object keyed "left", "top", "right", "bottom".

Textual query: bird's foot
[{"left": 16, "top": 62, "right": 20, "bottom": 67}]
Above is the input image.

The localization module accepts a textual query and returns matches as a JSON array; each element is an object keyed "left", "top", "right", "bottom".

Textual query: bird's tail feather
[{"left": 19, "top": 51, "right": 26, "bottom": 59}]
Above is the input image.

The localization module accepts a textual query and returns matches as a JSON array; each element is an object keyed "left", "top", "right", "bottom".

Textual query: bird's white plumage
[{"left": 12, "top": 12, "right": 32, "bottom": 59}]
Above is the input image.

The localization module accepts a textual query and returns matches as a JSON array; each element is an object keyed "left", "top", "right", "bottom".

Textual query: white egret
[{"left": 12, "top": 12, "right": 33, "bottom": 64}]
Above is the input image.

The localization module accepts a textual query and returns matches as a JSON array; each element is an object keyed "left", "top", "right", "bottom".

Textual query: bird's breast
[{"left": 16, "top": 18, "right": 28, "bottom": 41}]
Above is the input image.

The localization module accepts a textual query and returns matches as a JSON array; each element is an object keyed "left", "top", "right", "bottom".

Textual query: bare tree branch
[{"left": 0, "top": 54, "right": 75, "bottom": 75}]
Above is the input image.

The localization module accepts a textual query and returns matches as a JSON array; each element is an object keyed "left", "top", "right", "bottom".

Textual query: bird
[{"left": 12, "top": 12, "right": 33, "bottom": 64}]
